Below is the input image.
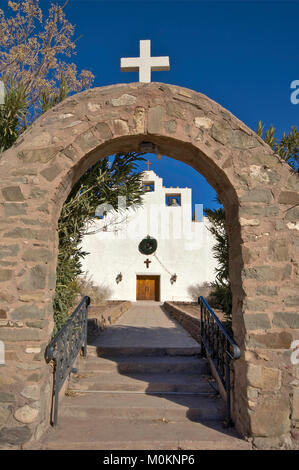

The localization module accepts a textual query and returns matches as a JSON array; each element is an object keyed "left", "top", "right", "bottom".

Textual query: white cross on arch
[{"left": 121, "top": 40, "right": 170, "bottom": 83}]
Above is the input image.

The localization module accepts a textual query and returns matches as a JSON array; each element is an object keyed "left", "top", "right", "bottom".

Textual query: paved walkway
[{"left": 91, "top": 301, "right": 200, "bottom": 349}]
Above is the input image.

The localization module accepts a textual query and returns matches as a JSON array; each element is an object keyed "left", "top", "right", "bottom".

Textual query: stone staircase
[{"left": 35, "top": 343, "right": 250, "bottom": 449}]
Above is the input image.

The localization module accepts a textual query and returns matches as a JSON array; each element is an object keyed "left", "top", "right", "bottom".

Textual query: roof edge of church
[{"left": 142, "top": 170, "right": 193, "bottom": 192}]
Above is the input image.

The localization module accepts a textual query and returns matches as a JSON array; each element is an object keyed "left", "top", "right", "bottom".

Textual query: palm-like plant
[
  {"left": 257, "top": 121, "right": 298, "bottom": 172},
  {"left": 205, "top": 203, "right": 232, "bottom": 320},
  {"left": 0, "top": 81, "right": 28, "bottom": 153}
]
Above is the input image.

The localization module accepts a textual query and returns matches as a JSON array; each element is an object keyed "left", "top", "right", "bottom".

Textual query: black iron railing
[
  {"left": 198, "top": 296, "right": 240, "bottom": 425},
  {"left": 45, "top": 296, "right": 90, "bottom": 426}
]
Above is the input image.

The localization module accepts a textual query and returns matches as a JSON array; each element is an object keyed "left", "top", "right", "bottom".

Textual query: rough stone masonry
[{"left": 0, "top": 82, "right": 298, "bottom": 449}]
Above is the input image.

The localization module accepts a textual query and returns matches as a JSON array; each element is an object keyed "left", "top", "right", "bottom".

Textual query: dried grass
[{"left": 76, "top": 272, "right": 112, "bottom": 305}]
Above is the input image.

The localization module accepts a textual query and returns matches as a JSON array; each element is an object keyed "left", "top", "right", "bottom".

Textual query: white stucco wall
[{"left": 80, "top": 170, "right": 218, "bottom": 302}]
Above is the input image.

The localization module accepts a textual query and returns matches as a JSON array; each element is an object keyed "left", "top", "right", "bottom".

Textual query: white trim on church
[{"left": 81, "top": 170, "right": 217, "bottom": 302}]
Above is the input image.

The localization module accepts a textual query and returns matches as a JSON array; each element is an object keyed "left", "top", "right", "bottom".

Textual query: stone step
[
  {"left": 60, "top": 391, "right": 226, "bottom": 422},
  {"left": 78, "top": 355, "right": 210, "bottom": 374},
  {"left": 59, "top": 391, "right": 226, "bottom": 423},
  {"left": 68, "top": 372, "right": 217, "bottom": 394},
  {"left": 87, "top": 345, "right": 201, "bottom": 357},
  {"left": 34, "top": 413, "right": 249, "bottom": 450},
  {"left": 35, "top": 438, "right": 250, "bottom": 450}
]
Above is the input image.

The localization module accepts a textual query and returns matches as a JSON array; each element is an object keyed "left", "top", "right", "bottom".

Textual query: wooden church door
[{"left": 136, "top": 276, "right": 160, "bottom": 301}]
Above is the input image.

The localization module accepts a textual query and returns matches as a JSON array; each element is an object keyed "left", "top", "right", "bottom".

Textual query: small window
[
  {"left": 94, "top": 208, "right": 107, "bottom": 219},
  {"left": 166, "top": 194, "right": 181, "bottom": 206},
  {"left": 143, "top": 182, "right": 155, "bottom": 192}
]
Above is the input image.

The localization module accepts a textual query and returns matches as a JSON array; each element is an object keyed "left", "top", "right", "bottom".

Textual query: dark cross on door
[
  {"left": 146, "top": 160, "right": 151, "bottom": 171},
  {"left": 144, "top": 258, "right": 151, "bottom": 268}
]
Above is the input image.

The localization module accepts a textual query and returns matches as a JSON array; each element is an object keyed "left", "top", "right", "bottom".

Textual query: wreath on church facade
[{"left": 138, "top": 236, "right": 158, "bottom": 255}]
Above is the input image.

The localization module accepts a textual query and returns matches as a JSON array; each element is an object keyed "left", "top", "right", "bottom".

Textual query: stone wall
[
  {"left": 163, "top": 301, "right": 201, "bottom": 343},
  {"left": 0, "top": 82, "right": 298, "bottom": 448},
  {"left": 87, "top": 301, "right": 132, "bottom": 342}
]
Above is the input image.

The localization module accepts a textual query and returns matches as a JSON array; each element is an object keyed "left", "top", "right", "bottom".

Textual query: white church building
[{"left": 81, "top": 168, "right": 217, "bottom": 302}]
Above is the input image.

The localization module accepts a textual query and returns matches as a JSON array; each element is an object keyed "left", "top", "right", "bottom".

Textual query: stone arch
[{"left": 0, "top": 83, "right": 298, "bottom": 447}]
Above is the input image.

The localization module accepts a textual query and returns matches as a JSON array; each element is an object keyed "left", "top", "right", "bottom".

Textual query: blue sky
[{"left": 2, "top": 0, "right": 298, "bottom": 211}]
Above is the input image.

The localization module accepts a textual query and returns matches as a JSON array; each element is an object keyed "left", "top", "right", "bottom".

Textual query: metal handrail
[
  {"left": 198, "top": 296, "right": 240, "bottom": 425},
  {"left": 45, "top": 296, "right": 90, "bottom": 426}
]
